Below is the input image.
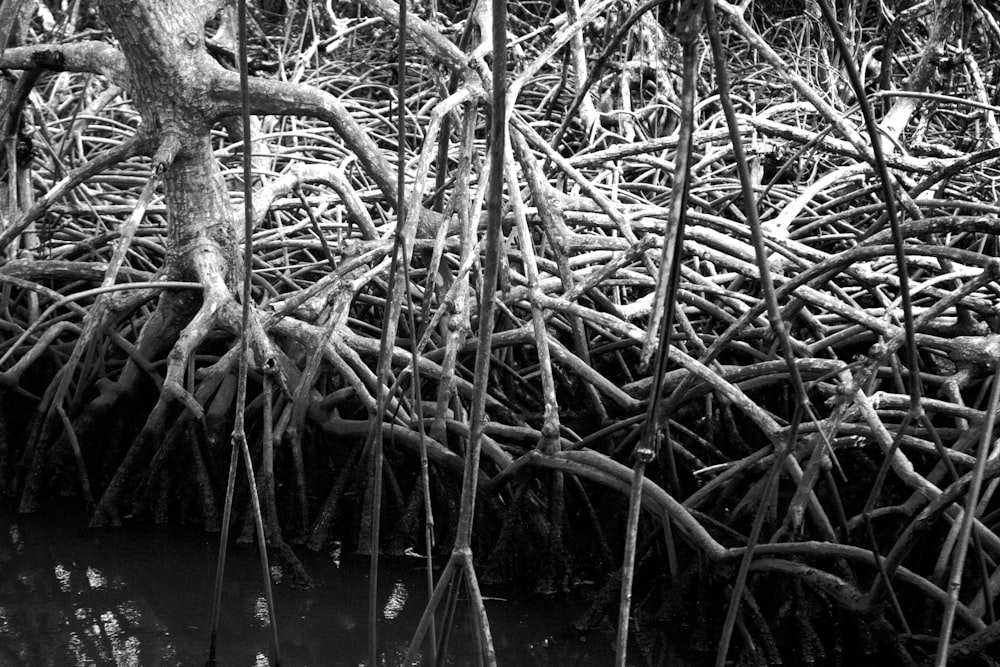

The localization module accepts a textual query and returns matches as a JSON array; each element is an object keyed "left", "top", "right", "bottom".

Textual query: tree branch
[
  {"left": 210, "top": 69, "right": 399, "bottom": 207},
  {"left": 0, "top": 41, "right": 129, "bottom": 86},
  {"left": 358, "top": 0, "right": 469, "bottom": 74}
]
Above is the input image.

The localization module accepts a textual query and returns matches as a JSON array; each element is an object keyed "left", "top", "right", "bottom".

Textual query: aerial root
[{"left": 86, "top": 282, "right": 292, "bottom": 532}]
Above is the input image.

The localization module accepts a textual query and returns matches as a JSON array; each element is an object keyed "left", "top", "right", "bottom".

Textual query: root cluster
[{"left": 3, "top": 0, "right": 1000, "bottom": 664}]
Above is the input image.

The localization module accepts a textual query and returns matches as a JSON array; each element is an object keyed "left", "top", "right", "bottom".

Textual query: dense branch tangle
[{"left": 2, "top": 0, "right": 1000, "bottom": 664}]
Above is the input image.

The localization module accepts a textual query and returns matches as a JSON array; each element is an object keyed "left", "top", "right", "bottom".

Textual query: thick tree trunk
[
  {"left": 101, "top": 0, "right": 239, "bottom": 285},
  {"left": 100, "top": 0, "right": 259, "bottom": 401},
  {"left": 81, "top": 0, "right": 250, "bottom": 524}
]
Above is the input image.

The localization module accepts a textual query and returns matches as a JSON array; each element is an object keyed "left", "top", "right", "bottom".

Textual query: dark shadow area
[{"left": 0, "top": 502, "right": 613, "bottom": 666}]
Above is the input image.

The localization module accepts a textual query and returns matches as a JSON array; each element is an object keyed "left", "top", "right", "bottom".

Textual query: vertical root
[{"left": 90, "top": 397, "right": 172, "bottom": 527}]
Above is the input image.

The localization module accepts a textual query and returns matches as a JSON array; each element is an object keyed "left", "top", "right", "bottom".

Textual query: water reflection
[
  {"left": 253, "top": 595, "right": 271, "bottom": 628},
  {"left": 0, "top": 503, "right": 612, "bottom": 666},
  {"left": 54, "top": 563, "right": 71, "bottom": 593},
  {"left": 86, "top": 567, "right": 107, "bottom": 590},
  {"left": 382, "top": 580, "right": 407, "bottom": 621}
]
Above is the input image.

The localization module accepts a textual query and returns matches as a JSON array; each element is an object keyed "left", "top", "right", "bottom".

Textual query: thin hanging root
[
  {"left": 402, "top": 549, "right": 498, "bottom": 666},
  {"left": 615, "top": 6, "right": 701, "bottom": 661},
  {"left": 396, "top": 1, "right": 507, "bottom": 661},
  {"left": 209, "top": 2, "right": 283, "bottom": 661},
  {"left": 616, "top": 459, "right": 648, "bottom": 666}
]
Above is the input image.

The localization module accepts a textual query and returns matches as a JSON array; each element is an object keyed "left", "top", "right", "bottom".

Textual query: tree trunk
[{"left": 78, "top": 0, "right": 256, "bottom": 523}]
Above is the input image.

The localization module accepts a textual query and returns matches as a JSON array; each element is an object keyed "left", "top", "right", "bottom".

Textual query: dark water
[{"left": 0, "top": 504, "right": 613, "bottom": 666}]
